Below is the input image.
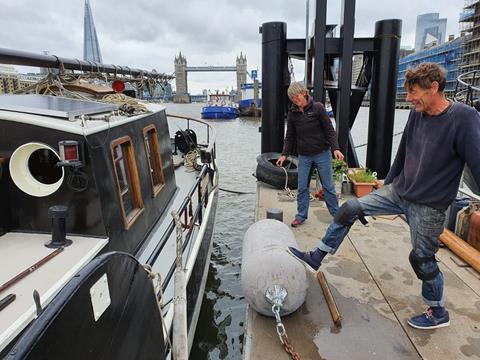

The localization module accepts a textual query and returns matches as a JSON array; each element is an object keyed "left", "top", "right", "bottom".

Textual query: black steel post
[
  {"left": 336, "top": 0, "right": 355, "bottom": 159},
  {"left": 313, "top": 0, "right": 327, "bottom": 103},
  {"left": 261, "top": 22, "right": 288, "bottom": 154},
  {"left": 367, "top": 19, "right": 402, "bottom": 178}
]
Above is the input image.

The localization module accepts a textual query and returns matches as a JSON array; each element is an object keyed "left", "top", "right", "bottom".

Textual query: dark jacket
[
  {"left": 281, "top": 97, "right": 339, "bottom": 156},
  {"left": 384, "top": 102, "right": 480, "bottom": 210}
]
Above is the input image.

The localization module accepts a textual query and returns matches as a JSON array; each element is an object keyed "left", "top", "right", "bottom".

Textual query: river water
[{"left": 165, "top": 103, "right": 411, "bottom": 359}]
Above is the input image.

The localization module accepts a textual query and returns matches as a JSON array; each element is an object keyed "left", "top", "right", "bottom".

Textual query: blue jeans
[
  {"left": 296, "top": 151, "right": 339, "bottom": 220},
  {"left": 318, "top": 184, "right": 446, "bottom": 307}
]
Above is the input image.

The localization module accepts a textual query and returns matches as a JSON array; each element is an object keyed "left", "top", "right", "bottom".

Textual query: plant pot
[{"left": 350, "top": 179, "right": 375, "bottom": 197}]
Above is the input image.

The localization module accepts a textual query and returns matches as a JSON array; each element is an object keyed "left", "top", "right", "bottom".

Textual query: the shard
[{"left": 83, "top": 0, "right": 102, "bottom": 63}]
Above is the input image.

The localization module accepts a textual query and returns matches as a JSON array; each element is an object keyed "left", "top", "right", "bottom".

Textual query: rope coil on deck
[
  {"left": 277, "top": 167, "right": 316, "bottom": 202},
  {"left": 184, "top": 149, "right": 201, "bottom": 171}
]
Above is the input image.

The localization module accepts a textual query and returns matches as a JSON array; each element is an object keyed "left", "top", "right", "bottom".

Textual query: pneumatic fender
[
  {"left": 255, "top": 152, "right": 298, "bottom": 189},
  {"left": 241, "top": 219, "right": 308, "bottom": 316}
]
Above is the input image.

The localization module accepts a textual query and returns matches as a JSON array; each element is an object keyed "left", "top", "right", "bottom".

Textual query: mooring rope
[{"left": 277, "top": 167, "right": 315, "bottom": 202}]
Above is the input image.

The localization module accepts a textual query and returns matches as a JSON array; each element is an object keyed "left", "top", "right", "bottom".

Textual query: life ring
[
  {"left": 255, "top": 152, "right": 299, "bottom": 189},
  {"left": 221, "top": 100, "right": 226, "bottom": 106}
]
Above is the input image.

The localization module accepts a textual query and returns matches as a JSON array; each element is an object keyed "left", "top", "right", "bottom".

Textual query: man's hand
[
  {"left": 333, "top": 150, "right": 344, "bottom": 161},
  {"left": 276, "top": 155, "right": 287, "bottom": 167}
]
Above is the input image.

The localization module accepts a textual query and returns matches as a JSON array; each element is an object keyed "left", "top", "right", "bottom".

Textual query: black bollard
[
  {"left": 260, "top": 22, "right": 288, "bottom": 154},
  {"left": 46, "top": 205, "right": 72, "bottom": 248},
  {"left": 367, "top": 19, "right": 402, "bottom": 179},
  {"left": 266, "top": 208, "right": 283, "bottom": 222}
]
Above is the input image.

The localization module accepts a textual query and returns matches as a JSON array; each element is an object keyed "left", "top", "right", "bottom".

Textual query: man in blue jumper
[{"left": 288, "top": 62, "right": 480, "bottom": 329}]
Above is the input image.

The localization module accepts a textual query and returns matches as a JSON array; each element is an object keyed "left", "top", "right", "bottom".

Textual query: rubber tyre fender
[{"left": 255, "top": 152, "right": 298, "bottom": 189}]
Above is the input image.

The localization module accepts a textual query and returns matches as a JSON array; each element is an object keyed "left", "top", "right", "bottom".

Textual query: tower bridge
[
  {"left": 174, "top": 52, "right": 247, "bottom": 103},
  {"left": 186, "top": 66, "right": 237, "bottom": 72}
]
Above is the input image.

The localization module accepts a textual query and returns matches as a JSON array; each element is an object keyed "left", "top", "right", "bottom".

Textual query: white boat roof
[{"left": 0, "top": 95, "right": 166, "bottom": 136}]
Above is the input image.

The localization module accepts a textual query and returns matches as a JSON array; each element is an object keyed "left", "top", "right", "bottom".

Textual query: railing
[
  {"left": 166, "top": 113, "right": 216, "bottom": 157},
  {"left": 146, "top": 114, "right": 217, "bottom": 294},
  {"left": 454, "top": 70, "right": 480, "bottom": 106}
]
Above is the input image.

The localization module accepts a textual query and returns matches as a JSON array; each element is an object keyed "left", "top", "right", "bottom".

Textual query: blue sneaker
[
  {"left": 407, "top": 307, "right": 450, "bottom": 329},
  {"left": 287, "top": 247, "right": 324, "bottom": 273}
]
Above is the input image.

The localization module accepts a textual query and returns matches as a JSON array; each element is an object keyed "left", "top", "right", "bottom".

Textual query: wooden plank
[{"left": 440, "top": 229, "right": 480, "bottom": 273}]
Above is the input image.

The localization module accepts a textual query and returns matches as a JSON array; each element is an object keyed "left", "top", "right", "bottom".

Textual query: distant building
[
  {"left": 152, "top": 83, "right": 173, "bottom": 100},
  {"left": 174, "top": 52, "right": 189, "bottom": 103},
  {"left": 415, "top": 13, "right": 447, "bottom": 52},
  {"left": 351, "top": 55, "right": 363, "bottom": 85},
  {"left": 236, "top": 53, "right": 247, "bottom": 102},
  {"left": 83, "top": 0, "right": 103, "bottom": 63},
  {"left": 399, "top": 46, "right": 415, "bottom": 59},
  {"left": 0, "top": 65, "right": 18, "bottom": 94},
  {"left": 0, "top": 66, "right": 43, "bottom": 94},
  {"left": 459, "top": 0, "right": 480, "bottom": 74},
  {"left": 397, "top": 37, "right": 464, "bottom": 102}
]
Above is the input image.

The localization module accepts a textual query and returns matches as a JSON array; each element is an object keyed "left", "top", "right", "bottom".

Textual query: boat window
[
  {"left": 143, "top": 125, "right": 165, "bottom": 197},
  {"left": 111, "top": 136, "right": 144, "bottom": 229}
]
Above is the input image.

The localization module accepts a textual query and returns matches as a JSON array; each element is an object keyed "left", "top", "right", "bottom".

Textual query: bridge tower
[
  {"left": 236, "top": 53, "right": 247, "bottom": 101},
  {"left": 174, "top": 52, "right": 189, "bottom": 103}
]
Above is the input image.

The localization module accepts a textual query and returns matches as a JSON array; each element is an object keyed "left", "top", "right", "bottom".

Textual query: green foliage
[
  {"left": 348, "top": 168, "right": 377, "bottom": 183},
  {"left": 332, "top": 159, "right": 348, "bottom": 182}
]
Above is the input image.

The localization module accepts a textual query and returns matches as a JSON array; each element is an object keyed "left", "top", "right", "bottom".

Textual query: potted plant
[
  {"left": 332, "top": 159, "right": 348, "bottom": 197},
  {"left": 332, "top": 159, "right": 348, "bottom": 182},
  {"left": 348, "top": 168, "right": 377, "bottom": 197}
]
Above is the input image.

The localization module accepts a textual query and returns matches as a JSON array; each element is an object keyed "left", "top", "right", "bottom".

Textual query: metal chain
[{"left": 272, "top": 305, "right": 302, "bottom": 360}]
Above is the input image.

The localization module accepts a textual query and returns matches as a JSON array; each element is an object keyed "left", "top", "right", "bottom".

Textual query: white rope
[
  {"left": 172, "top": 211, "right": 183, "bottom": 269},
  {"left": 143, "top": 264, "right": 173, "bottom": 353},
  {"left": 102, "top": 93, "right": 149, "bottom": 115},
  {"left": 184, "top": 149, "right": 201, "bottom": 171},
  {"left": 14, "top": 71, "right": 151, "bottom": 116},
  {"left": 277, "top": 166, "right": 315, "bottom": 202}
]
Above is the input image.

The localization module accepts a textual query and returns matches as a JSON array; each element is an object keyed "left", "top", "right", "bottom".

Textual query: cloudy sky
[{"left": 1, "top": 0, "right": 465, "bottom": 94}]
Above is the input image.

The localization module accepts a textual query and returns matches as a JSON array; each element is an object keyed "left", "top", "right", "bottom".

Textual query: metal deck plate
[{"left": 0, "top": 94, "right": 118, "bottom": 121}]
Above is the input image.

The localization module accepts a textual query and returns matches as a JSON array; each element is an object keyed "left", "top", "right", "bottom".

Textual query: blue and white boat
[
  {"left": 238, "top": 82, "right": 261, "bottom": 117},
  {"left": 201, "top": 90, "right": 238, "bottom": 120}
]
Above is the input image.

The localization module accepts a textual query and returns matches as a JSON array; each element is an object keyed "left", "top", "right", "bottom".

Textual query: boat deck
[
  {"left": 0, "top": 233, "right": 108, "bottom": 352},
  {"left": 244, "top": 182, "right": 480, "bottom": 360}
]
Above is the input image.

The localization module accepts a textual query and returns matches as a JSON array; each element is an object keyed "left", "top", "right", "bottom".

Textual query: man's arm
[{"left": 456, "top": 110, "right": 480, "bottom": 189}]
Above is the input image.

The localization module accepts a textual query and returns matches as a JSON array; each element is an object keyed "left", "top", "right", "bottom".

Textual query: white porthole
[{"left": 9, "top": 142, "right": 64, "bottom": 197}]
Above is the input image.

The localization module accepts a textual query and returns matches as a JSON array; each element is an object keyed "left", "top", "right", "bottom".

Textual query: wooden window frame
[
  {"left": 111, "top": 136, "right": 144, "bottom": 230},
  {"left": 143, "top": 125, "right": 165, "bottom": 197}
]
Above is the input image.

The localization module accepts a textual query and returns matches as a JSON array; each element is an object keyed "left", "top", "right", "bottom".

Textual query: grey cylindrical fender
[{"left": 241, "top": 219, "right": 308, "bottom": 316}]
